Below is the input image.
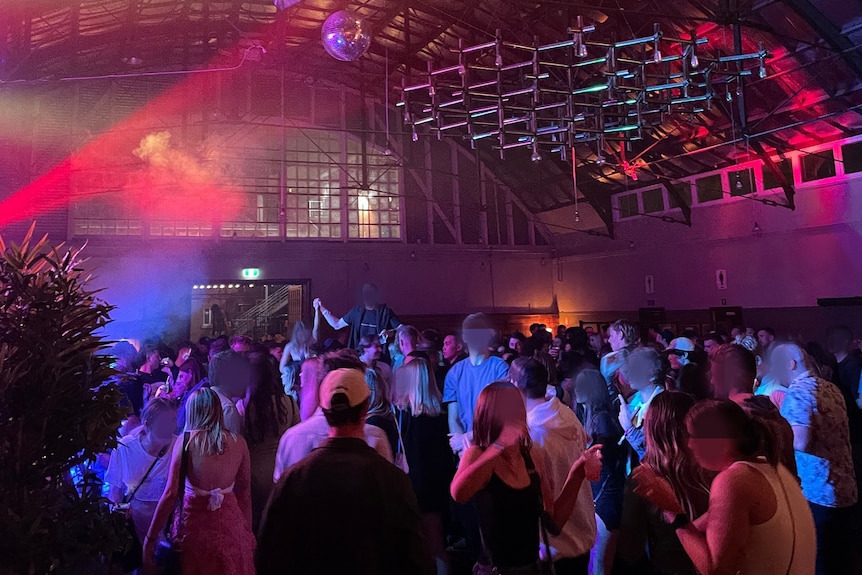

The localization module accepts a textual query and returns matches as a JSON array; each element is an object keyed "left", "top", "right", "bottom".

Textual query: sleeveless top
[
  {"left": 733, "top": 461, "right": 816, "bottom": 575},
  {"left": 473, "top": 451, "right": 542, "bottom": 569}
]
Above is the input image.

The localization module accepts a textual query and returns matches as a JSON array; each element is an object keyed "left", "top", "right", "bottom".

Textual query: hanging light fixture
[
  {"left": 689, "top": 31, "right": 699, "bottom": 69},
  {"left": 653, "top": 24, "right": 663, "bottom": 63}
]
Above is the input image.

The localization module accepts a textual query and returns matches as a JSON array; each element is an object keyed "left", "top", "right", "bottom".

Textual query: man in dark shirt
[
  {"left": 314, "top": 283, "right": 401, "bottom": 349},
  {"left": 257, "top": 368, "right": 433, "bottom": 575}
]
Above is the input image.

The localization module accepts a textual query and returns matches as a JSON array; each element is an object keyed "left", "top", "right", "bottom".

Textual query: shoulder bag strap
[
  {"left": 519, "top": 447, "right": 558, "bottom": 574},
  {"left": 773, "top": 467, "right": 797, "bottom": 575},
  {"left": 123, "top": 443, "right": 169, "bottom": 505},
  {"left": 392, "top": 406, "right": 406, "bottom": 456}
]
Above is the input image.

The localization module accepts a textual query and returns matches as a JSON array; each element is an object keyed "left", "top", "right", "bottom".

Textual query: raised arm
[
  {"left": 311, "top": 300, "right": 322, "bottom": 343},
  {"left": 450, "top": 444, "right": 503, "bottom": 503},
  {"left": 314, "top": 298, "right": 348, "bottom": 330}
]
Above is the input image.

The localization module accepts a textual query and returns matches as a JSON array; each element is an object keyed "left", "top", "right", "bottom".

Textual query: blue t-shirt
[{"left": 443, "top": 356, "right": 510, "bottom": 432}]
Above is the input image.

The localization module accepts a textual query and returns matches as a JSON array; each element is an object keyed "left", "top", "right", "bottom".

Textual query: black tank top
[{"left": 473, "top": 451, "right": 542, "bottom": 569}]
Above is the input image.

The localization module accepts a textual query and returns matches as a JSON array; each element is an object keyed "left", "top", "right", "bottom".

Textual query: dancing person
[
  {"left": 230, "top": 335, "right": 252, "bottom": 354},
  {"left": 209, "top": 350, "right": 249, "bottom": 435},
  {"left": 513, "top": 359, "right": 596, "bottom": 575},
  {"left": 618, "top": 347, "right": 665, "bottom": 459},
  {"left": 257, "top": 369, "right": 434, "bottom": 575},
  {"left": 365, "top": 368, "right": 399, "bottom": 457},
  {"left": 444, "top": 313, "right": 510, "bottom": 456},
  {"left": 155, "top": 357, "right": 203, "bottom": 404},
  {"left": 618, "top": 392, "right": 710, "bottom": 575},
  {"left": 450, "top": 382, "right": 602, "bottom": 575},
  {"left": 237, "top": 353, "right": 299, "bottom": 532},
  {"left": 392, "top": 324, "right": 421, "bottom": 370},
  {"left": 772, "top": 343, "right": 858, "bottom": 575},
  {"left": 710, "top": 343, "right": 796, "bottom": 474},
  {"left": 358, "top": 334, "right": 393, "bottom": 385},
  {"left": 601, "top": 320, "right": 639, "bottom": 397},
  {"left": 279, "top": 321, "right": 315, "bottom": 398},
  {"left": 107, "top": 398, "right": 178, "bottom": 550},
  {"left": 396, "top": 358, "right": 455, "bottom": 575},
  {"left": 574, "top": 369, "right": 626, "bottom": 575},
  {"left": 633, "top": 399, "right": 815, "bottom": 575},
  {"left": 272, "top": 351, "right": 392, "bottom": 481},
  {"left": 314, "top": 283, "right": 402, "bottom": 349},
  {"left": 143, "top": 388, "right": 255, "bottom": 575}
]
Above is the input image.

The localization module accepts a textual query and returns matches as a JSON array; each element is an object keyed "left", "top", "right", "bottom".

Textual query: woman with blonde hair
[
  {"left": 396, "top": 358, "right": 454, "bottom": 574},
  {"left": 143, "top": 388, "right": 255, "bottom": 575},
  {"left": 280, "top": 321, "right": 315, "bottom": 398}
]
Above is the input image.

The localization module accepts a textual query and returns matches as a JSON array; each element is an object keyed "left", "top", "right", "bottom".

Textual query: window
[
  {"left": 695, "top": 174, "right": 723, "bottom": 203},
  {"left": 641, "top": 188, "right": 664, "bottom": 214},
  {"left": 842, "top": 141, "right": 862, "bottom": 174},
  {"left": 617, "top": 194, "right": 639, "bottom": 219},
  {"left": 801, "top": 150, "right": 836, "bottom": 182},
  {"left": 668, "top": 181, "right": 692, "bottom": 209},
  {"left": 71, "top": 125, "right": 400, "bottom": 240},
  {"left": 345, "top": 140, "right": 401, "bottom": 239},
  {"left": 728, "top": 167, "right": 756, "bottom": 197},
  {"left": 762, "top": 158, "right": 793, "bottom": 190}
]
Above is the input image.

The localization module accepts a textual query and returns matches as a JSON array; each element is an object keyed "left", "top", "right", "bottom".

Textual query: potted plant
[{"left": 0, "top": 225, "right": 129, "bottom": 574}]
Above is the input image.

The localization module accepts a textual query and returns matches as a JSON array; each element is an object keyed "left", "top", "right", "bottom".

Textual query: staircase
[{"left": 231, "top": 285, "right": 293, "bottom": 336}]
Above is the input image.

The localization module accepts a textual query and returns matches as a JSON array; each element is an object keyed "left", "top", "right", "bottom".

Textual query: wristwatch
[{"left": 670, "top": 513, "right": 690, "bottom": 529}]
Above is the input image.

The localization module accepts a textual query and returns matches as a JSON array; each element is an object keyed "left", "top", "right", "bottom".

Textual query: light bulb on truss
[
  {"left": 411, "top": 129, "right": 419, "bottom": 142},
  {"left": 690, "top": 52, "right": 699, "bottom": 69},
  {"left": 495, "top": 54, "right": 503, "bottom": 67},
  {"left": 726, "top": 90, "right": 733, "bottom": 102},
  {"left": 596, "top": 155, "right": 606, "bottom": 165},
  {"left": 653, "top": 40, "right": 662, "bottom": 63},
  {"left": 759, "top": 63, "right": 767, "bottom": 78},
  {"left": 578, "top": 43, "right": 588, "bottom": 57},
  {"left": 531, "top": 149, "right": 542, "bottom": 162},
  {"left": 735, "top": 175, "right": 743, "bottom": 190}
]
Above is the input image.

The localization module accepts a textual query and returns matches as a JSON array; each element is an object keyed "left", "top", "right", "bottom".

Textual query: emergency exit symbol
[{"left": 716, "top": 270, "right": 727, "bottom": 290}]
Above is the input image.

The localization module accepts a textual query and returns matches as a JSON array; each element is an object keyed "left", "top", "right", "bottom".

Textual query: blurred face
[
  {"left": 270, "top": 346, "right": 283, "bottom": 362},
  {"left": 769, "top": 347, "right": 794, "bottom": 387},
  {"left": 362, "top": 286, "right": 379, "bottom": 308},
  {"left": 232, "top": 341, "right": 250, "bottom": 353},
  {"left": 584, "top": 326, "right": 596, "bottom": 336},
  {"left": 442, "top": 336, "right": 462, "bottom": 362},
  {"left": 668, "top": 351, "right": 684, "bottom": 370},
  {"left": 175, "top": 369, "right": 193, "bottom": 394},
  {"left": 462, "top": 328, "right": 493, "bottom": 353},
  {"left": 757, "top": 331, "right": 773, "bottom": 347},
  {"left": 687, "top": 436, "right": 735, "bottom": 472},
  {"left": 362, "top": 342, "right": 382, "bottom": 362},
  {"left": 497, "top": 391, "right": 528, "bottom": 430},
  {"left": 147, "top": 410, "right": 178, "bottom": 442},
  {"left": 609, "top": 328, "right": 625, "bottom": 352},
  {"left": 508, "top": 338, "right": 522, "bottom": 353},
  {"left": 704, "top": 338, "right": 721, "bottom": 355},
  {"left": 745, "top": 327, "right": 756, "bottom": 338},
  {"left": 626, "top": 357, "right": 656, "bottom": 391},
  {"left": 731, "top": 327, "right": 742, "bottom": 339},
  {"left": 145, "top": 351, "right": 161, "bottom": 370}
]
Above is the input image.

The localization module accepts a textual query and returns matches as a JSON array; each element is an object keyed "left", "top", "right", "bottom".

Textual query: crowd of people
[{"left": 100, "top": 284, "right": 862, "bottom": 575}]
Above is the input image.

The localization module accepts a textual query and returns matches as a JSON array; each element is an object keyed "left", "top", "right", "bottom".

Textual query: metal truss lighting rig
[{"left": 397, "top": 17, "right": 770, "bottom": 161}]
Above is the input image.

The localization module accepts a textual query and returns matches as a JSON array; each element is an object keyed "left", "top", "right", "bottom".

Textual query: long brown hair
[
  {"left": 472, "top": 381, "right": 529, "bottom": 450},
  {"left": 642, "top": 391, "right": 710, "bottom": 518}
]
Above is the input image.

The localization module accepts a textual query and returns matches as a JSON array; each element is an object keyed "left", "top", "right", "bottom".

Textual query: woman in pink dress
[{"left": 143, "top": 388, "right": 256, "bottom": 575}]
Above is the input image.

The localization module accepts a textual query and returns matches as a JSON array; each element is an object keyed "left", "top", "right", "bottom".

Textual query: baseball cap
[
  {"left": 666, "top": 337, "right": 696, "bottom": 355},
  {"left": 319, "top": 368, "right": 370, "bottom": 411}
]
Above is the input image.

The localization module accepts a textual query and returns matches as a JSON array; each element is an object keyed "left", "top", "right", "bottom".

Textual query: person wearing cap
[
  {"left": 314, "top": 283, "right": 402, "bottom": 350},
  {"left": 443, "top": 313, "right": 510, "bottom": 456},
  {"left": 665, "top": 338, "right": 696, "bottom": 371},
  {"left": 257, "top": 369, "right": 434, "bottom": 575},
  {"left": 272, "top": 352, "right": 392, "bottom": 482}
]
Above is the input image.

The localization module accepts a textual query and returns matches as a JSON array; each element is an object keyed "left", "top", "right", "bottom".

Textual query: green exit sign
[{"left": 241, "top": 268, "right": 261, "bottom": 279}]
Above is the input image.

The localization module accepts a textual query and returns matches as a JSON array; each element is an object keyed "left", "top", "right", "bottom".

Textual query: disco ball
[{"left": 321, "top": 10, "right": 372, "bottom": 62}]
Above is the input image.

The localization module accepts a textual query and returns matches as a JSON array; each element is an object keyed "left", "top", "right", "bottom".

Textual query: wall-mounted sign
[
  {"left": 242, "top": 268, "right": 261, "bottom": 279},
  {"left": 716, "top": 269, "right": 727, "bottom": 290}
]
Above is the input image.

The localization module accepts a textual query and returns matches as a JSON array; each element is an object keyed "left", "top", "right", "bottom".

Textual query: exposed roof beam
[{"left": 782, "top": 0, "right": 862, "bottom": 79}]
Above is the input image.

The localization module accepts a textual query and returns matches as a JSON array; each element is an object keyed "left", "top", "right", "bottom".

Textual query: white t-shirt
[{"left": 105, "top": 432, "right": 175, "bottom": 502}]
